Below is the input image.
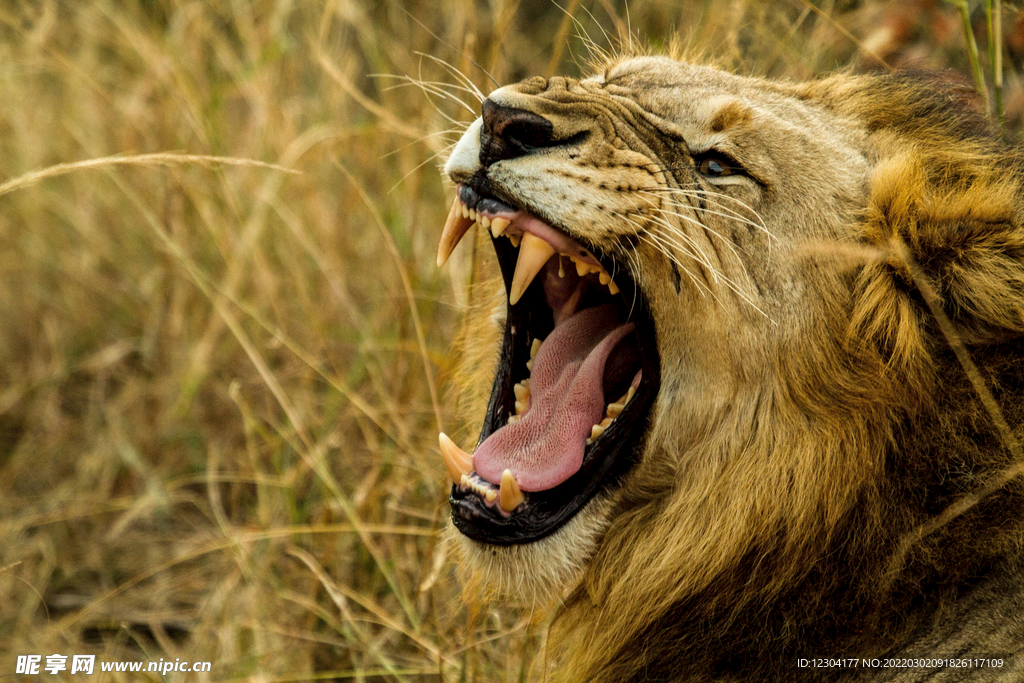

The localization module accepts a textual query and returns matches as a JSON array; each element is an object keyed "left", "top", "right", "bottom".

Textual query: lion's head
[{"left": 436, "top": 56, "right": 1024, "bottom": 681}]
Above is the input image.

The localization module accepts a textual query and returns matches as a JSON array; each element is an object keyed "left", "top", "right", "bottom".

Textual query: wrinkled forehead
[{"left": 492, "top": 56, "right": 844, "bottom": 148}]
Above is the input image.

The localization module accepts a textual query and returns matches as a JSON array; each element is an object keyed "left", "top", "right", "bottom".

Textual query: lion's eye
[{"left": 697, "top": 154, "right": 738, "bottom": 177}]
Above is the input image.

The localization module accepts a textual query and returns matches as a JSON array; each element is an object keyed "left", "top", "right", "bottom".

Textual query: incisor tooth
[
  {"left": 439, "top": 433, "right": 473, "bottom": 482},
  {"left": 499, "top": 469, "right": 524, "bottom": 512},
  {"left": 509, "top": 233, "right": 556, "bottom": 305},
  {"left": 599, "top": 271, "right": 611, "bottom": 285},
  {"left": 490, "top": 216, "right": 510, "bottom": 238},
  {"left": 461, "top": 203, "right": 469, "bottom": 218},
  {"left": 575, "top": 259, "right": 589, "bottom": 277},
  {"left": 609, "top": 280, "right": 620, "bottom": 295},
  {"left": 437, "top": 198, "right": 471, "bottom": 267},
  {"left": 508, "top": 233, "right": 522, "bottom": 247},
  {"left": 485, "top": 489, "right": 498, "bottom": 503},
  {"left": 480, "top": 215, "right": 491, "bottom": 229}
]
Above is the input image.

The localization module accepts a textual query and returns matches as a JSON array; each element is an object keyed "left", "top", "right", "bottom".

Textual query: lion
[{"left": 433, "top": 56, "right": 1024, "bottom": 682}]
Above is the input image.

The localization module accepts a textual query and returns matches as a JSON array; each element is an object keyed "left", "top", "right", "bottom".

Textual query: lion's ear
[{"left": 851, "top": 147, "right": 1024, "bottom": 371}]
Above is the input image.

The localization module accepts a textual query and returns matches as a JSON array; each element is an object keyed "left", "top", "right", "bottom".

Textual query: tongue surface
[{"left": 473, "top": 304, "right": 634, "bottom": 492}]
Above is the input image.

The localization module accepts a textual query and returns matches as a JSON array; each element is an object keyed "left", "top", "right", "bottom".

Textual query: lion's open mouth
[{"left": 437, "top": 182, "right": 660, "bottom": 544}]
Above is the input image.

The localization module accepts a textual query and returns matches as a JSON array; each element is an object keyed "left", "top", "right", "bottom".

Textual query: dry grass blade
[{"left": 0, "top": 153, "right": 298, "bottom": 198}]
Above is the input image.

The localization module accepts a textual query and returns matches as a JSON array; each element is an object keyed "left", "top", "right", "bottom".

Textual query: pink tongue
[{"left": 473, "top": 304, "right": 634, "bottom": 492}]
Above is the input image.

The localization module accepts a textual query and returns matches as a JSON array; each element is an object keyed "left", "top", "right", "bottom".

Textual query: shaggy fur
[{"left": 443, "top": 58, "right": 1024, "bottom": 682}]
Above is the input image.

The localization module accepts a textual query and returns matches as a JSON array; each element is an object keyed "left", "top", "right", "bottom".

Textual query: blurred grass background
[{"left": 0, "top": 1, "right": 1021, "bottom": 680}]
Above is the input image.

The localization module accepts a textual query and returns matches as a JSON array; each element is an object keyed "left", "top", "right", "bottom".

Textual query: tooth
[
  {"left": 490, "top": 216, "right": 509, "bottom": 238},
  {"left": 599, "top": 271, "right": 611, "bottom": 285},
  {"left": 607, "top": 401, "right": 625, "bottom": 417},
  {"left": 439, "top": 433, "right": 474, "bottom": 482},
  {"left": 509, "top": 233, "right": 556, "bottom": 305},
  {"left": 437, "top": 198, "right": 472, "bottom": 267},
  {"left": 599, "top": 417, "right": 613, "bottom": 427},
  {"left": 530, "top": 338, "right": 542, "bottom": 358},
  {"left": 609, "top": 280, "right": 620, "bottom": 295},
  {"left": 460, "top": 474, "right": 470, "bottom": 487},
  {"left": 575, "top": 259, "right": 588, "bottom": 277},
  {"left": 508, "top": 233, "right": 522, "bottom": 247},
  {"left": 513, "top": 382, "right": 530, "bottom": 401},
  {"left": 526, "top": 359, "right": 534, "bottom": 371},
  {"left": 590, "top": 424, "right": 606, "bottom": 441},
  {"left": 499, "top": 469, "right": 524, "bottom": 512},
  {"left": 507, "top": 414, "right": 519, "bottom": 424},
  {"left": 485, "top": 489, "right": 498, "bottom": 503},
  {"left": 515, "top": 400, "right": 528, "bottom": 414},
  {"left": 626, "top": 386, "right": 636, "bottom": 402},
  {"left": 461, "top": 203, "right": 469, "bottom": 218},
  {"left": 558, "top": 256, "right": 565, "bottom": 278},
  {"left": 480, "top": 215, "right": 491, "bottom": 229},
  {"left": 469, "top": 208, "right": 477, "bottom": 220}
]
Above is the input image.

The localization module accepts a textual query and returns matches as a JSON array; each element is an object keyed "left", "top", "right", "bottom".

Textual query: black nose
[{"left": 479, "top": 99, "right": 555, "bottom": 166}]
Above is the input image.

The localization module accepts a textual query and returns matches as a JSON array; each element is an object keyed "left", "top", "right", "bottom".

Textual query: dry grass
[{"left": 0, "top": 1, "right": 1020, "bottom": 680}]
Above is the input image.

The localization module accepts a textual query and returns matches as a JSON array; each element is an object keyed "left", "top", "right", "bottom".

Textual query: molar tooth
[
  {"left": 499, "top": 469, "right": 525, "bottom": 512},
  {"left": 490, "top": 216, "right": 510, "bottom": 237},
  {"left": 590, "top": 424, "right": 606, "bottom": 441},
  {"left": 509, "top": 233, "right": 556, "bottom": 305},
  {"left": 507, "top": 414, "right": 520, "bottom": 425},
  {"left": 514, "top": 400, "right": 528, "bottom": 414},
  {"left": 599, "top": 417, "right": 613, "bottom": 427},
  {"left": 436, "top": 197, "right": 472, "bottom": 267},
  {"left": 439, "top": 433, "right": 474, "bottom": 482},
  {"left": 513, "top": 382, "right": 530, "bottom": 402},
  {"left": 530, "top": 338, "right": 542, "bottom": 359},
  {"left": 626, "top": 386, "right": 636, "bottom": 403},
  {"left": 607, "top": 401, "right": 625, "bottom": 417},
  {"left": 526, "top": 359, "right": 534, "bottom": 372}
]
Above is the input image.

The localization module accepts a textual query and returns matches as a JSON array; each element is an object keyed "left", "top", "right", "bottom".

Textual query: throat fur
[{"left": 549, "top": 345, "right": 1024, "bottom": 683}]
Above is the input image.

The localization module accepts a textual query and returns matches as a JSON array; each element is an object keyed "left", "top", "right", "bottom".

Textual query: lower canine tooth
[
  {"left": 509, "top": 233, "right": 556, "bottom": 305},
  {"left": 499, "top": 469, "right": 525, "bottom": 512},
  {"left": 439, "top": 433, "right": 474, "bottom": 482}
]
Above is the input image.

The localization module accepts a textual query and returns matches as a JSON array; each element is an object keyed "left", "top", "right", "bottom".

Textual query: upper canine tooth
[
  {"left": 499, "top": 469, "right": 525, "bottom": 512},
  {"left": 439, "top": 432, "right": 473, "bottom": 482},
  {"left": 509, "top": 233, "right": 556, "bottom": 305},
  {"left": 490, "top": 216, "right": 510, "bottom": 238},
  {"left": 437, "top": 198, "right": 472, "bottom": 267}
]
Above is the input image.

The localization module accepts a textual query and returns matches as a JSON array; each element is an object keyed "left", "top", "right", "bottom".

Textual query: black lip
[{"left": 449, "top": 200, "right": 661, "bottom": 545}]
